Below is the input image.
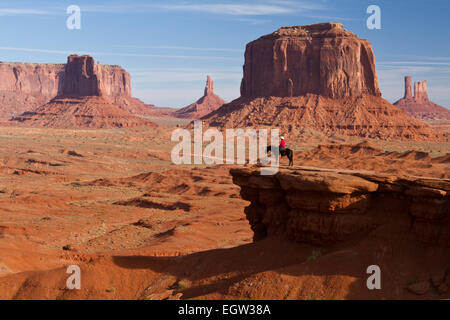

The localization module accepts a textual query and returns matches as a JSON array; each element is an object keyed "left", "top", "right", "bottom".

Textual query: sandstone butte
[
  {"left": 203, "top": 22, "right": 443, "bottom": 141},
  {"left": 0, "top": 54, "right": 155, "bottom": 120},
  {"left": 175, "top": 76, "right": 226, "bottom": 119},
  {"left": 9, "top": 55, "right": 155, "bottom": 129},
  {"left": 394, "top": 76, "right": 450, "bottom": 121}
]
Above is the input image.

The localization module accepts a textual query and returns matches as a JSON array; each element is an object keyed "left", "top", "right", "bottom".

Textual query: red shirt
[{"left": 280, "top": 139, "right": 286, "bottom": 148}]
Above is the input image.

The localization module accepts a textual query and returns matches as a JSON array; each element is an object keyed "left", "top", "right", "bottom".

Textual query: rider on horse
[
  {"left": 267, "top": 136, "right": 293, "bottom": 166},
  {"left": 279, "top": 136, "right": 286, "bottom": 154}
]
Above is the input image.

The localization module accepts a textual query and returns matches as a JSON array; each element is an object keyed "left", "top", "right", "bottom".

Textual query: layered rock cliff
[
  {"left": 10, "top": 55, "right": 154, "bottom": 129},
  {"left": 175, "top": 76, "right": 226, "bottom": 119},
  {"left": 240, "top": 23, "right": 381, "bottom": 99},
  {"left": 0, "top": 55, "right": 151, "bottom": 118},
  {"left": 203, "top": 23, "right": 443, "bottom": 141},
  {"left": 394, "top": 76, "right": 450, "bottom": 121},
  {"left": 231, "top": 167, "right": 450, "bottom": 247},
  {"left": 97, "top": 63, "right": 132, "bottom": 98},
  {"left": 61, "top": 55, "right": 102, "bottom": 97},
  {"left": 0, "top": 63, "right": 64, "bottom": 118}
]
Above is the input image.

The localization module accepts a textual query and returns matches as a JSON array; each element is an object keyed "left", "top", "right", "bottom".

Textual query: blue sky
[{"left": 0, "top": 0, "right": 449, "bottom": 108}]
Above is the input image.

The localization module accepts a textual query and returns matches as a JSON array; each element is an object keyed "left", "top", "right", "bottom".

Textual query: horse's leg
[{"left": 289, "top": 150, "right": 294, "bottom": 166}]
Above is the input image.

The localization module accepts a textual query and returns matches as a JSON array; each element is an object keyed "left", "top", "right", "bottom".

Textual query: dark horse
[{"left": 267, "top": 146, "right": 294, "bottom": 166}]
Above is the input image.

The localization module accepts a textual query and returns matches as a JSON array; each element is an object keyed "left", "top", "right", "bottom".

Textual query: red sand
[{"left": 0, "top": 126, "right": 448, "bottom": 300}]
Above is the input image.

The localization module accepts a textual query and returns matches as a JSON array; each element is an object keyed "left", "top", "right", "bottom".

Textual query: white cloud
[
  {"left": 116, "top": 45, "right": 243, "bottom": 53},
  {"left": 0, "top": 0, "right": 326, "bottom": 25},
  {"left": 391, "top": 55, "right": 450, "bottom": 62},
  {"left": 227, "top": 16, "right": 271, "bottom": 24},
  {"left": 0, "top": 8, "right": 55, "bottom": 16},
  {"left": 79, "top": 0, "right": 324, "bottom": 17},
  {"left": 0, "top": 46, "right": 241, "bottom": 61},
  {"left": 379, "top": 61, "right": 450, "bottom": 67},
  {"left": 155, "top": 3, "right": 293, "bottom": 16},
  {"left": 303, "top": 15, "right": 362, "bottom": 22}
]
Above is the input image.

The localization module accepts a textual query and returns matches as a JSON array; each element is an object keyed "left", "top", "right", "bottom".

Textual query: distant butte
[
  {"left": 174, "top": 76, "right": 226, "bottom": 119},
  {"left": 394, "top": 76, "right": 450, "bottom": 121},
  {"left": 9, "top": 55, "right": 155, "bottom": 129},
  {"left": 203, "top": 23, "right": 443, "bottom": 141},
  {"left": 0, "top": 55, "right": 157, "bottom": 119},
  {"left": 240, "top": 22, "right": 381, "bottom": 99}
]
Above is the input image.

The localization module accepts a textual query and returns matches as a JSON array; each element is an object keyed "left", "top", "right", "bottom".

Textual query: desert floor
[{"left": 0, "top": 122, "right": 449, "bottom": 300}]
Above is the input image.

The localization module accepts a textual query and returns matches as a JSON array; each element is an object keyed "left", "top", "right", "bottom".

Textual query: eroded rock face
[
  {"left": 97, "top": 64, "right": 132, "bottom": 98},
  {"left": 62, "top": 55, "right": 102, "bottom": 96},
  {"left": 175, "top": 76, "right": 226, "bottom": 119},
  {"left": 203, "top": 23, "right": 442, "bottom": 142},
  {"left": 240, "top": 23, "right": 381, "bottom": 99},
  {"left": 8, "top": 55, "right": 155, "bottom": 128},
  {"left": 204, "top": 75, "right": 214, "bottom": 96},
  {"left": 231, "top": 167, "right": 450, "bottom": 246},
  {"left": 414, "top": 81, "right": 429, "bottom": 104},
  {"left": 10, "top": 96, "right": 154, "bottom": 129},
  {"left": 394, "top": 76, "right": 450, "bottom": 121},
  {"left": 404, "top": 76, "right": 413, "bottom": 100},
  {"left": 0, "top": 63, "right": 65, "bottom": 118},
  {"left": 204, "top": 95, "right": 443, "bottom": 141},
  {"left": 0, "top": 55, "right": 151, "bottom": 118}
]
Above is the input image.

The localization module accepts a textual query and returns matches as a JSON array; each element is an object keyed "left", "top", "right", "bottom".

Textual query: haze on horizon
[{"left": 0, "top": 0, "right": 449, "bottom": 109}]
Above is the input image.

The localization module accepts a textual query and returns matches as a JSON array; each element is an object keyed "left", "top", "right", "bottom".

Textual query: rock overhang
[{"left": 231, "top": 166, "right": 450, "bottom": 246}]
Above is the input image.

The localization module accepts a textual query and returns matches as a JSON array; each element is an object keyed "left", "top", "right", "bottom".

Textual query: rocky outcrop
[
  {"left": 231, "top": 167, "right": 450, "bottom": 247},
  {"left": 404, "top": 76, "right": 413, "bottom": 100},
  {"left": 62, "top": 55, "right": 102, "bottom": 97},
  {"left": 204, "top": 94, "right": 443, "bottom": 141},
  {"left": 0, "top": 63, "right": 65, "bottom": 118},
  {"left": 10, "top": 96, "right": 154, "bottom": 129},
  {"left": 175, "top": 76, "right": 226, "bottom": 119},
  {"left": 0, "top": 55, "right": 154, "bottom": 119},
  {"left": 97, "top": 63, "right": 132, "bottom": 98},
  {"left": 414, "top": 80, "right": 429, "bottom": 104},
  {"left": 240, "top": 23, "right": 381, "bottom": 99},
  {"left": 203, "top": 23, "right": 443, "bottom": 141},
  {"left": 9, "top": 55, "right": 154, "bottom": 129},
  {"left": 204, "top": 75, "right": 214, "bottom": 96},
  {"left": 394, "top": 76, "right": 450, "bottom": 121},
  {"left": 294, "top": 142, "right": 450, "bottom": 179}
]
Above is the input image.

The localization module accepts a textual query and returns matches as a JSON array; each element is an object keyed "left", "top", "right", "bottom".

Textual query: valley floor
[{"left": 0, "top": 125, "right": 449, "bottom": 299}]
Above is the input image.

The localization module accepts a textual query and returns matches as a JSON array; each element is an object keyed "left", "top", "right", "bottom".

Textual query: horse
[{"left": 266, "top": 146, "right": 294, "bottom": 166}]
